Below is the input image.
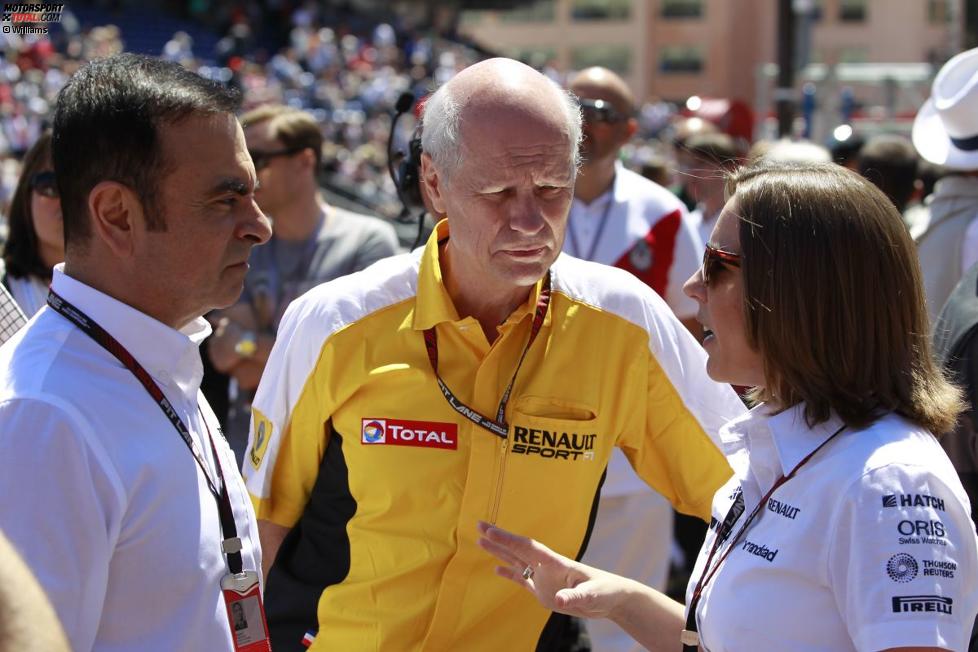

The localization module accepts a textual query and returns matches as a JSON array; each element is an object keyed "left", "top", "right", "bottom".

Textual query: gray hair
[{"left": 421, "top": 77, "right": 582, "bottom": 180}]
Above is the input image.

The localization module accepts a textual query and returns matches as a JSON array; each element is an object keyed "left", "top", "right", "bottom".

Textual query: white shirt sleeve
[
  {"left": 827, "top": 463, "right": 978, "bottom": 652},
  {"left": 664, "top": 208, "right": 703, "bottom": 320},
  {"left": 640, "top": 287, "right": 747, "bottom": 451},
  {"left": 0, "top": 397, "right": 126, "bottom": 652}
]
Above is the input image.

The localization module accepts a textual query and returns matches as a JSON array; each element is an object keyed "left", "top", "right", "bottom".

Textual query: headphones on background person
[
  {"left": 398, "top": 132, "right": 424, "bottom": 212},
  {"left": 387, "top": 91, "right": 428, "bottom": 248}
]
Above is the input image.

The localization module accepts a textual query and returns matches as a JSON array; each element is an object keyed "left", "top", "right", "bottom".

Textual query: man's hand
[
  {"left": 208, "top": 316, "right": 246, "bottom": 373},
  {"left": 207, "top": 304, "right": 274, "bottom": 389}
]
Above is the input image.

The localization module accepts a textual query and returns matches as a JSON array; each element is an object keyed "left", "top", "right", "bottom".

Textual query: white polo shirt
[
  {"left": 0, "top": 267, "right": 262, "bottom": 652},
  {"left": 566, "top": 163, "right": 701, "bottom": 322},
  {"left": 687, "top": 403, "right": 978, "bottom": 652}
]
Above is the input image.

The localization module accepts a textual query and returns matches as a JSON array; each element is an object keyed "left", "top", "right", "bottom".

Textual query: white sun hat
[{"left": 913, "top": 48, "right": 978, "bottom": 170}]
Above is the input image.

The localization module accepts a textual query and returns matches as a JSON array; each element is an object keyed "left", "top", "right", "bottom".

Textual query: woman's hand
[{"left": 476, "top": 520, "right": 637, "bottom": 621}]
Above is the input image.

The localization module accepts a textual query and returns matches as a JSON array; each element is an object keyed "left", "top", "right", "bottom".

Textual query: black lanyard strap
[
  {"left": 681, "top": 422, "right": 846, "bottom": 651},
  {"left": 46, "top": 290, "right": 244, "bottom": 574},
  {"left": 423, "top": 274, "right": 551, "bottom": 439}
]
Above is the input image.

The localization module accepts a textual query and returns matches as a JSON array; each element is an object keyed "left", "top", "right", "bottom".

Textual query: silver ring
[{"left": 521, "top": 565, "right": 534, "bottom": 580}]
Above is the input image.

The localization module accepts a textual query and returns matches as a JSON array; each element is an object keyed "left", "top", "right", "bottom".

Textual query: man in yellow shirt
[{"left": 244, "top": 57, "right": 743, "bottom": 651}]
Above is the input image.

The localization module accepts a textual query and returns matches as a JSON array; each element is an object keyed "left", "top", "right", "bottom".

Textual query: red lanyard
[
  {"left": 423, "top": 274, "right": 551, "bottom": 439},
  {"left": 46, "top": 290, "right": 245, "bottom": 574},
  {"left": 682, "top": 422, "right": 846, "bottom": 651}
]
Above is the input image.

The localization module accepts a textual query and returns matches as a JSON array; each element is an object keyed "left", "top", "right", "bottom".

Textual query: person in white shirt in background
[
  {"left": 480, "top": 160, "right": 978, "bottom": 652},
  {"left": 0, "top": 54, "right": 271, "bottom": 651},
  {"left": 565, "top": 66, "right": 714, "bottom": 652}
]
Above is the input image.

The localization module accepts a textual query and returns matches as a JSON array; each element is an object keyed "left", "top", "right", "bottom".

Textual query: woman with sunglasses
[
  {"left": 479, "top": 161, "right": 978, "bottom": 652},
  {"left": 2, "top": 132, "right": 62, "bottom": 317}
]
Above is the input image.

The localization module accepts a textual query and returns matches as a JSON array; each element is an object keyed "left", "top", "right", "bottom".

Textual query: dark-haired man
[
  {"left": 207, "top": 104, "right": 399, "bottom": 460},
  {"left": 0, "top": 54, "right": 271, "bottom": 650}
]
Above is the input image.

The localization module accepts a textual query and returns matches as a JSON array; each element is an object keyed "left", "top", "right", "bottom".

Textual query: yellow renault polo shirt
[{"left": 244, "top": 220, "right": 743, "bottom": 651}]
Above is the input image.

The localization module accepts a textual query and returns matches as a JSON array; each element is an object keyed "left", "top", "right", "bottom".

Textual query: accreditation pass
[{"left": 222, "top": 571, "right": 271, "bottom": 651}]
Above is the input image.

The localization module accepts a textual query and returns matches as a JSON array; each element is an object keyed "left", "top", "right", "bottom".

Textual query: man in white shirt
[
  {"left": 0, "top": 54, "right": 271, "bottom": 651},
  {"left": 565, "top": 67, "right": 707, "bottom": 652}
]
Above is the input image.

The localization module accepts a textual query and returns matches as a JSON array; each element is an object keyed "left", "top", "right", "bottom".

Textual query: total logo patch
[{"left": 361, "top": 418, "right": 457, "bottom": 450}]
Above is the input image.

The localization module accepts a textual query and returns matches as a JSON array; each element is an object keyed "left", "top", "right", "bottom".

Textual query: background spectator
[
  {"left": 682, "top": 132, "right": 741, "bottom": 248},
  {"left": 857, "top": 134, "right": 919, "bottom": 215},
  {"left": 2, "top": 131, "right": 61, "bottom": 317}
]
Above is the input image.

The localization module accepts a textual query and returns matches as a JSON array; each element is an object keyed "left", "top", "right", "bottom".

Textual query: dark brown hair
[
  {"left": 53, "top": 54, "right": 240, "bottom": 247},
  {"left": 730, "top": 160, "right": 963, "bottom": 434},
  {"left": 4, "top": 131, "right": 55, "bottom": 281},
  {"left": 240, "top": 104, "right": 323, "bottom": 168},
  {"left": 857, "top": 134, "right": 918, "bottom": 214},
  {"left": 685, "top": 132, "right": 740, "bottom": 169}
]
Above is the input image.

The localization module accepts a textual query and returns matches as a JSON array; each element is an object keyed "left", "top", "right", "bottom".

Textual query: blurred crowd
[
  {"left": 0, "top": 4, "right": 487, "bottom": 221},
  {"left": 0, "top": 3, "right": 708, "bottom": 227},
  {"left": 4, "top": 3, "right": 978, "bottom": 650}
]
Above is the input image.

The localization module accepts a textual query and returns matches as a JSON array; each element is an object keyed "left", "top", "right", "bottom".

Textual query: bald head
[
  {"left": 569, "top": 66, "right": 635, "bottom": 115},
  {"left": 570, "top": 67, "right": 638, "bottom": 173},
  {"left": 422, "top": 57, "right": 582, "bottom": 178},
  {"left": 449, "top": 58, "right": 561, "bottom": 107}
]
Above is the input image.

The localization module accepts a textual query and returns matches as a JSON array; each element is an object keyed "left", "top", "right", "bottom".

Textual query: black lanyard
[
  {"left": 681, "top": 423, "right": 846, "bottom": 651},
  {"left": 46, "top": 290, "right": 244, "bottom": 575},
  {"left": 423, "top": 274, "right": 551, "bottom": 439},
  {"left": 567, "top": 194, "right": 615, "bottom": 261}
]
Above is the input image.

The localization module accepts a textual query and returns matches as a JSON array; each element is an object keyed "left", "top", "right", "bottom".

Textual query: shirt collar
[
  {"left": 765, "top": 402, "right": 846, "bottom": 475},
  {"left": 50, "top": 264, "right": 212, "bottom": 400},
  {"left": 412, "top": 219, "right": 553, "bottom": 331},
  {"left": 720, "top": 402, "right": 846, "bottom": 484}
]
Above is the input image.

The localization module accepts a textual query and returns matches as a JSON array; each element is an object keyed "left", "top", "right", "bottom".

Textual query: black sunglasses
[
  {"left": 579, "top": 99, "right": 629, "bottom": 125},
  {"left": 702, "top": 243, "right": 741, "bottom": 285},
  {"left": 248, "top": 146, "right": 307, "bottom": 171},
  {"left": 31, "top": 170, "right": 58, "bottom": 199}
]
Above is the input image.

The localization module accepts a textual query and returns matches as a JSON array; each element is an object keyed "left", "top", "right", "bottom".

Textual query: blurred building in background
[{"left": 458, "top": 0, "right": 963, "bottom": 130}]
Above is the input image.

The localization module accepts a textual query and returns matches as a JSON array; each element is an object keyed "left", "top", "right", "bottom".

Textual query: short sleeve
[
  {"left": 0, "top": 397, "right": 125, "bottom": 651},
  {"left": 828, "top": 463, "right": 978, "bottom": 652},
  {"left": 617, "top": 290, "right": 743, "bottom": 520},
  {"left": 242, "top": 298, "right": 334, "bottom": 528}
]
